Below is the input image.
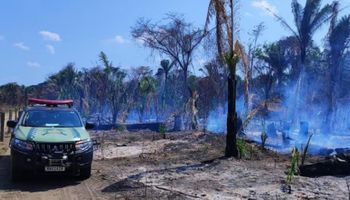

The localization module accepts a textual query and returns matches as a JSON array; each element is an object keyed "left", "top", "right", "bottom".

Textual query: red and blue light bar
[{"left": 28, "top": 98, "right": 74, "bottom": 107}]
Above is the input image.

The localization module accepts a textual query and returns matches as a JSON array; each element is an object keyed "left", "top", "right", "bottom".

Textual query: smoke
[
  {"left": 206, "top": 97, "right": 245, "bottom": 133},
  {"left": 126, "top": 107, "right": 158, "bottom": 123},
  {"left": 204, "top": 67, "right": 350, "bottom": 155}
]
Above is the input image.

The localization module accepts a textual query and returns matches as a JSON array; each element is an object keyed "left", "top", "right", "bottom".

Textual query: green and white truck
[{"left": 7, "top": 98, "right": 94, "bottom": 181}]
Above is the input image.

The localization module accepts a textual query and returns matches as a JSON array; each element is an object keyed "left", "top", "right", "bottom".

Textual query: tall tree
[
  {"left": 138, "top": 75, "right": 157, "bottom": 122},
  {"left": 0, "top": 83, "right": 25, "bottom": 107},
  {"left": 159, "top": 59, "right": 175, "bottom": 110},
  {"left": 205, "top": 0, "right": 248, "bottom": 157},
  {"left": 99, "top": 51, "right": 126, "bottom": 124},
  {"left": 245, "top": 22, "right": 265, "bottom": 111},
  {"left": 325, "top": 2, "right": 350, "bottom": 131},
  {"left": 48, "top": 63, "right": 78, "bottom": 100},
  {"left": 131, "top": 15, "right": 205, "bottom": 103},
  {"left": 271, "top": 0, "right": 333, "bottom": 122}
]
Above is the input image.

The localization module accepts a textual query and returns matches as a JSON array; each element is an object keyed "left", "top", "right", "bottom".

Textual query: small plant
[
  {"left": 115, "top": 124, "right": 126, "bottom": 132},
  {"left": 129, "top": 135, "right": 137, "bottom": 142},
  {"left": 287, "top": 147, "right": 299, "bottom": 184},
  {"left": 237, "top": 138, "right": 248, "bottom": 159},
  {"left": 159, "top": 124, "right": 166, "bottom": 139},
  {"left": 261, "top": 131, "right": 268, "bottom": 149},
  {"left": 248, "top": 145, "right": 257, "bottom": 160},
  {"left": 301, "top": 133, "right": 313, "bottom": 166}
]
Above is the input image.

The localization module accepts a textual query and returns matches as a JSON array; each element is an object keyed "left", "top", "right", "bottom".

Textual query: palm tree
[
  {"left": 138, "top": 76, "right": 157, "bottom": 122},
  {"left": 255, "top": 42, "right": 289, "bottom": 91},
  {"left": 75, "top": 70, "right": 91, "bottom": 116},
  {"left": 48, "top": 63, "right": 78, "bottom": 100},
  {"left": 271, "top": 0, "right": 333, "bottom": 122},
  {"left": 325, "top": 2, "right": 350, "bottom": 132},
  {"left": 160, "top": 59, "right": 175, "bottom": 83},
  {"left": 160, "top": 59, "right": 175, "bottom": 110},
  {"left": 272, "top": 0, "right": 333, "bottom": 67},
  {"left": 205, "top": 0, "right": 248, "bottom": 157},
  {"left": 99, "top": 51, "right": 126, "bottom": 124},
  {"left": 246, "top": 22, "right": 265, "bottom": 111}
]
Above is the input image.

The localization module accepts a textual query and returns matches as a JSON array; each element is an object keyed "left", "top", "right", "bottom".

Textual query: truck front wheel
[
  {"left": 79, "top": 164, "right": 91, "bottom": 180},
  {"left": 11, "top": 155, "right": 23, "bottom": 181}
]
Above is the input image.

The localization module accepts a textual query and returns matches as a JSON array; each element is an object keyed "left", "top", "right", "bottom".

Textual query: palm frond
[
  {"left": 234, "top": 41, "right": 249, "bottom": 69},
  {"left": 291, "top": 0, "right": 303, "bottom": 35},
  {"left": 310, "top": 4, "right": 333, "bottom": 35},
  {"left": 299, "top": 0, "right": 322, "bottom": 43},
  {"left": 99, "top": 51, "right": 112, "bottom": 70},
  {"left": 302, "top": 0, "right": 322, "bottom": 27},
  {"left": 266, "top": 7, "right": 299, "bottom": 40},
  {"left": 329, "top": 15, "right": 350, "bottom": 53},
  {"left": 329, "top": 1, "right": 340, "bottom": 33},
  {"left": 204, "top": 0, "right": 215, "bottom": 33},
  {"left": 205, "top": 0, "right": 228, "bottom": 57}
]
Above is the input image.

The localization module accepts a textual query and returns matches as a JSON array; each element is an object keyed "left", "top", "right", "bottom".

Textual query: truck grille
[{"left": 34, "top": 142, "right": 75, "bottom": 153}]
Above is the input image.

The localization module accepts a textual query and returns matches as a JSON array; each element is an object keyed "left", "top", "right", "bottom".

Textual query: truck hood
[{"left": 15, "top": 126, "right": 90, "bottom": 143}]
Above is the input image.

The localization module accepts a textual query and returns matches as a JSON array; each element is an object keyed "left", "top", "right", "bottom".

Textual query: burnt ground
[{"left": 0, "top": 130, "right": 350, "bottom": 199}]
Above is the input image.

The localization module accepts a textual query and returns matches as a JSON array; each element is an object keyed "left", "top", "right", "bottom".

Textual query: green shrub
[
  {"left": 116, "top": 124, "right": 126, "bottom": 132},
  {"left": 301, "top": 133, "right": 313, "bottom": 166},
  {"left": 237, "top": 138, "right": 248, "bottom": 159},
  {"left": 287, "top": 147, "right": 299, "bottom": 184},
  {"left": 159, "top": 124, "right": 166, "bottom": 139}
]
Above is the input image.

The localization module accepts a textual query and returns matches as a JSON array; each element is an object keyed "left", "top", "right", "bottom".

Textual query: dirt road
[
  {"left": 1, "top": 131, "right": 350, "bottom": 200},
  {"left": 0, "top": 131, "right": 211, "bottom": 200}
]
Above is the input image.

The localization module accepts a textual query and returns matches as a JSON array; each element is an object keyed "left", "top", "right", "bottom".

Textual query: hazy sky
[{"left": 0, "top": 0, "right": 349, "bottom": 86}]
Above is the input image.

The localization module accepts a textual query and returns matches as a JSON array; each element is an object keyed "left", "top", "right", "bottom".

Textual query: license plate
[{"left": 45, "top": 166, "right": 65, "bottom": 172}]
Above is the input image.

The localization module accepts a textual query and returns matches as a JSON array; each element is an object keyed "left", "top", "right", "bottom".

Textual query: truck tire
[
  {"left": 11, "top": 156, "right": 22, "bottom": 181},
  {"left": 79, "top": 164, "right": 91, "bottom": 180}
]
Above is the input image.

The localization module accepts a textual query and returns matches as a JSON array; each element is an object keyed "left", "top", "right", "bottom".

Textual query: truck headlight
[
  {"left": 13, "top": 138, "right": 33, "bottom": 151},
  {"left": 75, "top": 139, "right": 93, "bottom": 152}
]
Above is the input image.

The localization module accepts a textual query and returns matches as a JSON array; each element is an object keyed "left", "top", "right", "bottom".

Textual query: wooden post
[
  {"left": 14, "top": 108, "right": 18, "bottom": 120},
  {"left": 0, "top": 112, "right": 4, "bottom": 142},
  {"left": 9, "top": 110, "right": 13, "bottom": 121},
  {"left": 18, "top": 110, "right": 23, "bottom": 120},
  {"left": 7, "top": 110, "right": 13, "bottom": 134}
]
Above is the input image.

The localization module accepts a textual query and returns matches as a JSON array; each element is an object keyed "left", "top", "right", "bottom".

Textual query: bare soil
[{"left": 0, "top": 130, "right": 349, "bottom": 199}]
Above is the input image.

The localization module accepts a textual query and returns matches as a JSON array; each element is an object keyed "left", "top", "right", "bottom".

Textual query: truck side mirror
[{"left": 7, "top": 120, "right": 17, "bottom": 128}]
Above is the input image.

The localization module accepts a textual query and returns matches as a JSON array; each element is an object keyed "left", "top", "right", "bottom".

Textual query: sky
[{"left": 0, "top": 0, "right": 349, "bottom": 86}]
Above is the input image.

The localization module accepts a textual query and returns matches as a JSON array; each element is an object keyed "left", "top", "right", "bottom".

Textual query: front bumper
[{"left": 11, "top": 146, "right": 93, "bottom": 175}]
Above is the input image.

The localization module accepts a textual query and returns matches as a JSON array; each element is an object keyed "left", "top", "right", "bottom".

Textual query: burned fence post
[{"left": 0, "top": 112, "right": 4, "bottom": 142}]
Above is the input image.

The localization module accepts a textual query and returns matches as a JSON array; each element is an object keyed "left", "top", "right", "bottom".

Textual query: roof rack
[{"left": 28, "top": 98, "right": 74, "bottom": 108}]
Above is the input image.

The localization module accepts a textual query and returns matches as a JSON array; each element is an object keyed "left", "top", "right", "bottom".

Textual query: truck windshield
[{"left": 22, "top": 110, "right": 82, "bottom": 127}]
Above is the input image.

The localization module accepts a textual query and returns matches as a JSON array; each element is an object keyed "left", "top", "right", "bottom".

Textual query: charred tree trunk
[{"left": 225, "top": 75, "right": 238, "bottom": 158}]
